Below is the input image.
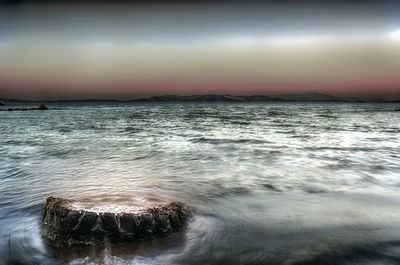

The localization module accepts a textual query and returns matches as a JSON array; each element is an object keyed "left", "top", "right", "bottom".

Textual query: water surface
[{"left": 1, "top": 102, "right": 400, "bottom": 265}]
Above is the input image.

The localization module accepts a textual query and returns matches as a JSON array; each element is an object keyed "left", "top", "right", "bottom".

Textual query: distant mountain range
[
  {"left": 133, "top": 92, "right": 347, "bottom": 102},
  {"left": 1, "top": 92, "right": 399, "bottom": 103}
]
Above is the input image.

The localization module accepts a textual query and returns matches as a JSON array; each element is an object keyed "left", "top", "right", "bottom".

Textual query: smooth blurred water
[{"left": 1, "top": 102, "right": 400, "bottom": 265}]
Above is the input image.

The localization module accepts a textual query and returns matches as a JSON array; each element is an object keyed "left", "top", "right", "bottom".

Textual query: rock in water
[
  {"left": 42, "top": 197, "right": 191, "bottom": 245},
  {"left": 1, "top": 103, "right": 49, "bottom": 111},
  {"left": 38, "top": 104, "right": 49, "bottom": 110}
]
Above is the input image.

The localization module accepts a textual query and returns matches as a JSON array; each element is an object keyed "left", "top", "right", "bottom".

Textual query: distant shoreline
[{"left": 1, "top": 93, "right": 400, "bottom": 103}]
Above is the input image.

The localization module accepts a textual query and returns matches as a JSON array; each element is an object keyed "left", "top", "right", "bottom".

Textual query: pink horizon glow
[{"left": 1, "top": 76, "right": 399, "bottom": 101}]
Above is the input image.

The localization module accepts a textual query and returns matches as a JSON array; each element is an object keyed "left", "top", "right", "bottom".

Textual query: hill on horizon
[{"left": 133, "top": 92, "right": 348, "bottom": 102}]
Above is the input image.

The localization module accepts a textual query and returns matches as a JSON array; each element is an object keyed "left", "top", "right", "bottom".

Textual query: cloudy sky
[{"left": 0, "top": 0, "right": 400, "bottom": 100}]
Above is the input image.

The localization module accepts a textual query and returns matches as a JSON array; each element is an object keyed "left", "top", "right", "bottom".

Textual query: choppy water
[{"left": 1, "top": 102, "right": 400, "bottom": 265}]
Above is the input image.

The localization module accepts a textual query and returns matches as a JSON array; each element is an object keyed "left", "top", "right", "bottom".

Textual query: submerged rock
[
  {"left": 262, "top": 184, "right": 281, "bottom": 192},
  {"left": 42, "top": 197, "right": 191, "bottom": 245}
]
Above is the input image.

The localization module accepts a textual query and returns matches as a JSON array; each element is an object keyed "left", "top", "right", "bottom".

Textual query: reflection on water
[{"left": 1, "top": 102, "right": 400, "bottom": 265}]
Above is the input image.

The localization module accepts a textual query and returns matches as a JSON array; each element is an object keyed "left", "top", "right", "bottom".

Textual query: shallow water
[{"left": 1, "top": 102, "right": 400, "bottom": 265}]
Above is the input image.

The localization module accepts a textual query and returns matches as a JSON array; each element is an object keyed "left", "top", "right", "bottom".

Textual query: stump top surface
[{"left": 45, "top": 196, "right": 184, "bottom": 214}]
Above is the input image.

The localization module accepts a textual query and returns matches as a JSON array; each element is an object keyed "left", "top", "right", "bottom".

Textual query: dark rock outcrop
[
  {"left": 0, "top": 100, "right": 5, "bottom": 106},
  {"left": 38, "top": 104, "right": 49, "bottom": 110},
  {"left": 1, "top": 104, "right": 49, "bottom": 111},
  {"left": 42, "top": 197, "right": 191, "bottom": 245}
]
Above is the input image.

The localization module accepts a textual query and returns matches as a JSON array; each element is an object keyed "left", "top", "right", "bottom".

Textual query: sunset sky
[{"left": 0, "top": 0, "right": 400, "bottom": 100}]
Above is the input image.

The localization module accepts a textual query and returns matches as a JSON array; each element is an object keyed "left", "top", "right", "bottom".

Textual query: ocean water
[{"left": 1, "top": 102, "right": 400, "bottom": 265}]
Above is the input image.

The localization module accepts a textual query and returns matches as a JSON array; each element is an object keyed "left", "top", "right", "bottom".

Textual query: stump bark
[{"left": 42, "top": 197, "right": 191, "bottom": 244}]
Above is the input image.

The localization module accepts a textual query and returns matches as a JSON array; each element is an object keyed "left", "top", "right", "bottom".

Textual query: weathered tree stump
[{"left": 42, "top": 197, "right": 191, "bottom": 245}]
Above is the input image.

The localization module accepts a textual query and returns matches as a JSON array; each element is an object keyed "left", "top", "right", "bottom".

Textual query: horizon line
[{"left": 1, "top": 93, "right": 400, "bottom": 103}]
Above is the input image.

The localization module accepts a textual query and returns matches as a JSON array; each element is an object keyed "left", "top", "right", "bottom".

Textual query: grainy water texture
[{"left": 1, "top": 102, "right": 400, "bottom": 265}]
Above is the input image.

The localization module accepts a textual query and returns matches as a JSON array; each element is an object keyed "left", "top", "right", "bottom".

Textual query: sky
[{"left": 0, "top": 0, "right": 400, "bottom": 100}]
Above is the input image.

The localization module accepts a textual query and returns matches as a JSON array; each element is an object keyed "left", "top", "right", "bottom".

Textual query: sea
[{"left": 0, "top": 102, "right": 400, "bottom": 265}]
